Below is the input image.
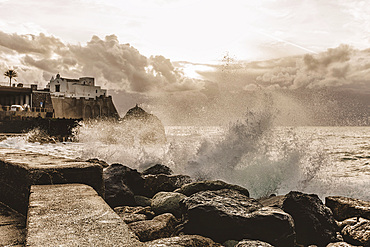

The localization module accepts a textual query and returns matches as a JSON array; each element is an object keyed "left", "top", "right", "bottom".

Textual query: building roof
[{"left": 0, "top": 86, "right": 31, "bottom": 96}]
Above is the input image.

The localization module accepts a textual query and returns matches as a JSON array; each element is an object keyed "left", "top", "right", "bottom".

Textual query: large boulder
[
  {"left": 104, "top": 182, "right": 135, "bottom": 207},
  {"left": 175, "top": 180, "right": 249, "bottom": 197},
  {"left": 151, "top": 192, "right": 187, "bottom": 218},
  {"left": 180, "top": 189, "right": 296, "bottom": 247},
  {"left": 142, "top": 164, "right": 173, "bottom": 175},
  {"left": 146, "top": 235, "right": 222, "bottom": 247},
  {"left": 103, "top": 163, "right": 145, "bottom": 207},
  {"left": 326, "top": 196, "right": 370, "bottom": 221},
  {"left": 114, "top": 206, "right": 155, "bottom": 224},
  {"left": 282, "top": 191, "right": 340, "bottom": 246},
  {"left": 142, "top": 174, "right": 192, "bottom": 197},
  {"left": 121, "top": 105, "right": 166, "bottom": 145},
  {"left": 235, "top": 239, "right": 274, "bottom": 247},
  {"left": 341, "top": 217, "right": 370, "bottom": 246},
  {"left": 128, "top": 213, "right": 178, "bottom": 242}
]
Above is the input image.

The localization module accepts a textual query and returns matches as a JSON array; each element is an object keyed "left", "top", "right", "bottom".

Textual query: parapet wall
[{"left": 0, "top": 147, "right": 104, "bottom": 215}]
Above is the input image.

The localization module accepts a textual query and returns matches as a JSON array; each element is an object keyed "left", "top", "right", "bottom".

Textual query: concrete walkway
[
  {"left": 0, "top": 202, "right": 26, "bottom": 246},
  {"left": 27, "top": 184, "right": 145, "bottom": 247}
]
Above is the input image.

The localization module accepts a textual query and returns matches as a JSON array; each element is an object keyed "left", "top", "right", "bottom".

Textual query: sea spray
[{"left": 184, "top": 94, "right": 327, "bottom": 198}]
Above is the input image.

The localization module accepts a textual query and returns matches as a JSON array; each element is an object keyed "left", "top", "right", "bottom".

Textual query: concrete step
[
  {"left": 0, "top": 202, "right": 26, "bottom": 246},
  {"left": 26, "top": 184, "right": 145, "bottom": 247}
]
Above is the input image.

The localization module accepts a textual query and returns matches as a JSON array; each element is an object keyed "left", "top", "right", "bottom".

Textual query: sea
[{"left": 0, "top": 116, "right": 369, "bottom": 201}]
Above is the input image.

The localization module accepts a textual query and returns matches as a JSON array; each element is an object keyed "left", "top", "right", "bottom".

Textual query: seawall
[{"left": 52, "top": 96, "right": 119, "bottom": 119}]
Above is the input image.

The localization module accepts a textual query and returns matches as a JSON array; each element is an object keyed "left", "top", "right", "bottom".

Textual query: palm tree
[{"left": 4, "top": 69, "right": 18, "bottom": 86}]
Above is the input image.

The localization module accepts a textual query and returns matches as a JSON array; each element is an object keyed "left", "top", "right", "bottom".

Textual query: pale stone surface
[
  {"left": 0, "top": 202, "right": 25, "bottom": 247},
  {"left": 26, "top": 184, "right": 145, "bottom": 247}
]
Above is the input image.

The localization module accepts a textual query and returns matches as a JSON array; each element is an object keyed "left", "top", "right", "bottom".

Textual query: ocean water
[{"left": 0, "top": 119, "right": 369, "bottom": 201}]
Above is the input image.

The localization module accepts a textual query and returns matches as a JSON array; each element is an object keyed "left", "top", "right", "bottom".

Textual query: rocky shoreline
[{"left": 98, "top": 162, "right": 370, "bottom": 247}]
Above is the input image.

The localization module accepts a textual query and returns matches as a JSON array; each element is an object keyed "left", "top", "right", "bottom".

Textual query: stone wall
[
  {"left": 51, "top": 96, "right": 119, "bottom": 119},
  {"left": 31, "top": 92, "right": 53, "bottom": 110}
]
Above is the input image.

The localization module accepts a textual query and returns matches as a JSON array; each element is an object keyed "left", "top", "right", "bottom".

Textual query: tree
[{"left": 4, "top": 69, "right": 18, "bottom": 86}]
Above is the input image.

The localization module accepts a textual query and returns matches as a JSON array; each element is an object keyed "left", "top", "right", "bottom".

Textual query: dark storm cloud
[{"left": 0, "top": 32, "right": 202, "bottom": 93}]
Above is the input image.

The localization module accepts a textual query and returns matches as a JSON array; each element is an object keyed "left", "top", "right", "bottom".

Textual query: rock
[
  {"left": 282, "top": 191, "right": 340, "bottom": 246},
  {"left": 341, "top": 217, "right": 370, "bottom": 246},
  {"left": 142, "top": 164, "right": 173, "bottom": 175},
  {"left": 338, "top": 217, "right": 359, "bottom": 229},
  {"left": 146, "top": 235, "right": 222, "bottom": 247},
  {"left": 175, "top": 180, "right": 249, "bottom": 197},
  {"left": 128, "top": 213, "right": 178, "bottom": 242},
  {"left": 114, "top": 206, "right": 155, "bottom": 224},
  {"left": 151, "top": 192, "right": 187, "bottom": 218},
  {"left": 134, "top": 195, "right": 152, "bottom": 207},
  {"left": 103, "top": 163, "right": 145, "bottom": 207},
  {"left": 223, "top": 240, "right": 239, "bottom": 247},
  {"left": 180, "top": 189, "right": 295, "bottom": 247},
  {"left": 142, "top": 174, "right": 192, "bottom": 197},
  {"left": 104, "top": 181, "right": 135, "bottom": 207},
  {"left": 236, "top": 239, "right": 274, "bottom": 247},
  {"left": 121, "top": 105, "right": 166, "bottom": 145},
  {"left": 86, "top": 158, "right": 109, "bottom": 168},
  {"left": 259, "top": 195, "right": 285, "bottom": 208},
  {"left": 326, "top": 196, "right": 370, "bottom": 221},
  {"left": 326, "top": 242, "right": 358, "bottom": 246}
]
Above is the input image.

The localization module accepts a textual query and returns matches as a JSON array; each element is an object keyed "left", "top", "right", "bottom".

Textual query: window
[
  {"left": 96, "top": 90, "right": 98, "bottom": 93},
  {"left": 55, "top": 84, "right": 60, "bottom": 92}
]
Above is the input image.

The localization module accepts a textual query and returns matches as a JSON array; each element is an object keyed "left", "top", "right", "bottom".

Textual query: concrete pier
[{"left": 27, "top": 184, "right": 144, "bottom": 246}]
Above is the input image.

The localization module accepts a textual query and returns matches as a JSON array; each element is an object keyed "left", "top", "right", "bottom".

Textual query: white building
[{"left": 47, "top": 74, "right": 107, "bottom": 99}]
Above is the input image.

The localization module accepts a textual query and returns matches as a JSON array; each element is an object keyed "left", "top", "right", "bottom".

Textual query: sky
[{"left": 0, "top": 0, "right": 369, "bottom": 125}]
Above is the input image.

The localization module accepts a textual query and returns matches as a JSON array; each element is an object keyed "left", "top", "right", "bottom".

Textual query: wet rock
[
  {"left": 326, "top": 242, "right": 358, "bottom": 247},
  {"left": 128, "top": 213, "right": 178, "bottom": 242},
  {"left": 134, "top": 195, "right": 152, "bottom": 207},
  {"left": 326, "top": 196, "right": 370, "bottom": 221},
  {"left": 86, "top": 158, "right": 109, "bottom": 168},
  {"left": 180, "top": 189, "right": 295, "bottom": 247},
  {"left": 146, "top": 235, "right": 222, "bottom": 247},
  {"left": 341, "top": 217, "right": 370, "bottom": 246},
  {"left": 235, "top": 239, "right": 274, "bottom": 247},
  {"left": 114, "top": 206, "right": 155, "bottom": 224},
  {"left": 142, "top": 174, "right": 192, "bottom": 197},
  {"left": 104, "top": 163, "right": 145, "bottom": 207},
  {"left": 259, "top": 195, "right": 285, "bottom": 208},
  {"left": 105, "top": 181, "right": 135, "bottom": 207},
  {"left": 282, "top": 191, "right": 340, "bottom": 246},
  {"left": 175, "top": 180, "right": 249, "bottom": 197},
  {"left": 142, "top": 164, "right": 173, "bottom": 175},
  {"left": 151, "top": 192, "right": 187, "bottom": 218}
]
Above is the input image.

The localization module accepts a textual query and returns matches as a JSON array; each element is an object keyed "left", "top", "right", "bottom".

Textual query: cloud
[
  {"left": 0, "top": 31, "right": 203, "bottom": 94},
  {"left": 254, "top": 44, "right": 370, "bottom": 93}
]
